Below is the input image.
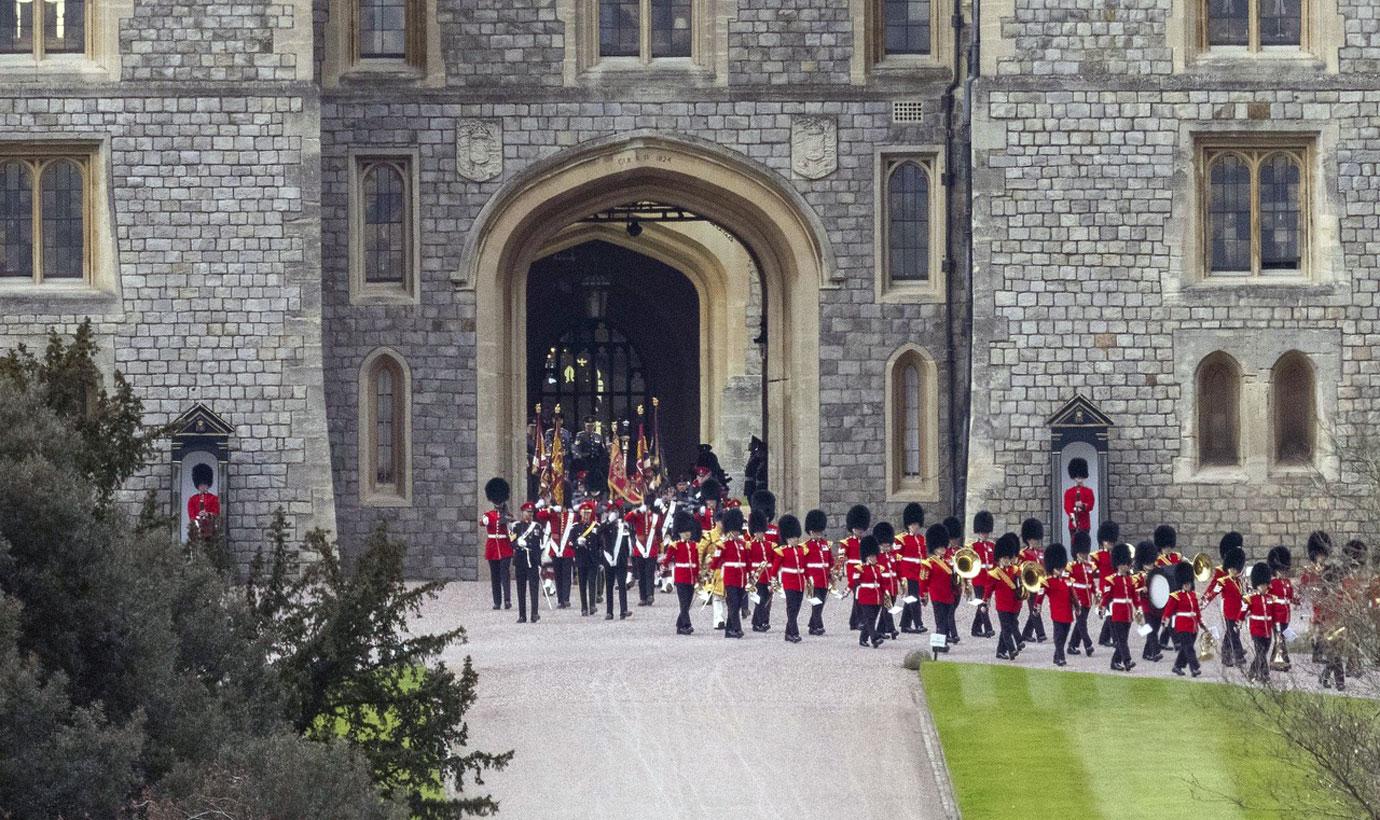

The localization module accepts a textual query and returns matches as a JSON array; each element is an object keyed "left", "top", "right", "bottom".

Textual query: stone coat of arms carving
[
  {"left": 791, "top": 115, "right": 837, "bottom": 180},
  {"left": 456, "top": 119, "right": 503, "bottom": 182}
]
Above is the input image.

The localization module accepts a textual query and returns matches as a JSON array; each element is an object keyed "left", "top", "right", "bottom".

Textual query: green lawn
[{"left": 921, "top": 662, "right": 1323, "bottom": 819}]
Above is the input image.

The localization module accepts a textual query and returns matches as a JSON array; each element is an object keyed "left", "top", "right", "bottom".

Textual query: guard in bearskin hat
[
  {"left": 1267, "top": 546, "right": 1297, "bottom": 672},
  {"left": 1018, "top": 518, "right": 1048, "bottom": 644},
  {"left": 1063, "top": 457, "right": 1095, "bottom": 540},
  {"left": 1205, "top": 543, "right": 1248, "bottom": 667},
  {"left": 1066, "top": 531, "right": 1096, "bottom": 656},
  {"left": 748, "top": 509, "right": 775, "bottom": 632},
  {"left": 898, "top": 503, "right": 929, "bottom": 635},
  {"left": 187, "top": 462, "right": 222, "bottom": 541},
  {"left": 983, "top": 533, "right": 1024, "bottom": 659},
  {"left": 711, "top": 507, "right": 750, "bottom": 638},
  {"left": 1245, "top": 562, "right": 1275, "bottom": 682},
  {"left": 667, "top": 510, "right": 701, "bottom": 635},
  {"left": 1093, "top": 519, "right": 1121, "bottom": 647},
  {"left": 1042, "top": 543, "right": 1075, "bottom": 666},
  {"left": 1133, "top": 540, "right": 1164, "bottom": 662},
  {"left": 922, "top": 522, "right": 955, "bottom": 645},
  {"left": 1105, "top": 542, "right": 1138, "bottom": 671},
  {"left": 774, "top": 515, "right": 809, "bottom": 643},
  {"left": 803, "top": 509, "right": 833, "bottom": 635},
  {"left": 853, "top": 535, "right": 885, "bottom": 648},
  {"left": 843, "top": 504, "right": 872, "bottom": 631},
  {"left": 969, "top": 510, "right": 996, "bottom": 638},
  {"left": 1161, "top": 561, "right": 1203, "bottom": 677},
  {"left": 482, "top": 477, "right": 514, "bottom": 610}
]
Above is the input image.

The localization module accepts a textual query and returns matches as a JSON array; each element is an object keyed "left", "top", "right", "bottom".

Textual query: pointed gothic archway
[{"left": 461, "top": 132, "right": 834, "bottom": 519}]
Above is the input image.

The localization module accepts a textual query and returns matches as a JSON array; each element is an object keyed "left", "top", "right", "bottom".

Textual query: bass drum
[{"left": 1146, "top": 567, "right": 1175, "bottom": 611}]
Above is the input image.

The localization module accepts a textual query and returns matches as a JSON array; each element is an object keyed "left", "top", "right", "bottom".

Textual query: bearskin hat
[
  {"left": 995, "top": 533, "right": 1021, "bottom": 562},
  {"left": 873, "top": 521, "right": 896, "bottom": 545},
  {"left": 1219, "top": 530, "right": 1244, "bottom": 558},
  {"left": 1111, "top": 542, "right": 1133, "bottom": 569},
  {"left": 191, "top": 462, "right": 215, "bottom": 489},
  {"left": 748, "top": 509, "right": 768, "bottom": 536},
  {"left": 1174, "top": 560, "right": 1195, "bottom": 589},
  {"left": 944, "top": 516, "right": 963, "bottom": 542},
  {"left": 1071, "top": 530, "right": 1091, "bottom": 556},
  {"left": 778, "top": 514, "right": 802, "bottom": 541},
  {"left": 1307, "top": 530, "right": 1333, "bottom": 561},
  {"left": 903, "top": 502, "right": 925, "bottom": 528},
  {"left": 751, "top": 489, "right": 777, "bottom": 522},
  {"left": 1096, "top": 520, "right": 1121, "bottom": 546},
  {"left": 720, "top": 507, "right": 744, "bottom": 534},
  {"left": 1153, "top": 524, "right": 1177, "bottom": 551},
  {"left": 484, "top": 476, "right": 510, "bottom": 505},
  {"left": 1134, "top": 541, "right": 1158, "bottom": 572},
  {"left": 1020, "top": 517, "right": 1044, "bottom": 543},
  {"left": 1223, "top": 546, "right": 1246, "bottom": 573},
  {"left": 1067, "top": 457, "right": 1089, "bottom": 480},
  {"left": 973, "top": 510, "right": 994, "bottom": 535},
  {"left": 860, "top": 535, "right": 880, "bottom": 560},
  {"left": 846, "top": 504, "right": 872, "bottom": 532},
  {"left": 673, "top": 510, "right": 697, "bottom": 536},
  {"left": 698, "top": 478, "right": 721, "bottom": 503},
  {"left": 1268, "top": 546, "right": 1291, "bottom": 572},
  {"left": 1250, "top": 562, "right": 1273, "bottom": 589},
  {"left": 805, "top": 509, "right": 827, "bottom": 534},
  {"left": 926, "top": 524, "right": 950, "bottom": 551},
  {"left": 1043, "top": 543, "right": 1068, "bottom": 574}
]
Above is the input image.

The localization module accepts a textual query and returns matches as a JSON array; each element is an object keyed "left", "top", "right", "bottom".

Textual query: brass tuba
[
  {"left": 1019, "top": 561, "right": 1047, "bottom": 596},
  {"left": 1198, "top": 628, "right": 1218, "bottom": 662},
  {"left": 1191, "top": 552, "right": 1215, "bottom": 584}
]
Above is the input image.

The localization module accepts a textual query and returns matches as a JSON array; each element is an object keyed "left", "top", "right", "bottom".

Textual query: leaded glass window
[
  {"left": 1204, "top": 147, "right": 1306, "bottom": 277},
  {"left": 886, "top": 159, "right": 932, "bottom": 283},
  {"left": 0, "top": 153, "right": 89, "bottom": 284}
]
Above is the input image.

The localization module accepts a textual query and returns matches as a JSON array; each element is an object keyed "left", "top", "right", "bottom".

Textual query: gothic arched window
[
  {"left": 360, "top": 350, "right": 411, "bottom": 504},
  {"left": 1197, "top": 352, "right": 1242, "bottom": 468},
  {"left": 1272, "top": 351, "right": 1315, "bottom": 466}
]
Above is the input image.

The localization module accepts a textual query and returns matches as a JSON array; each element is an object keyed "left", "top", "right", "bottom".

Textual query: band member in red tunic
[
  {"left": 969, "top": 510, "right": 996, "bottom": 638},
  {"left": 1153, "top": 524, "right": 1183, "bottom": 569},
  {"left": 541, "top": 500, "right": 576, "bottom": 609},
  {"left": 852, "top": 535, "right": 885, "bottom": 649},
  {"left": 1092, "top": 520, "right": 1120, "bottom": 647},
  {"left": 667, "top": 511, "right": 700, "bottom": 635},
  {"left": 1105, "top": 542, "right": 1138, "bottom": 672},
  {"left": 624, "top": 498, "right": 659, "bottom": 607},
  {"left": 1042, "top": 543, "right": 1075, "bottom": 666},
  {"left": 772, "top": 515, "right": 809, "bottom": 643},
  {"left": 803, "top": 509, "right": 833, "bottom": 636},
  {"left": 897, "top": 504, "right": 928, "bottom": 635},
  {"left": 711, "top": 507, "right": 750, "bottom": 638},
  {"left": 748, "top": 508, "right": 775, "bottom": 633},
  {"left": 1063, "top": 457, "right": 1095, "bottom": 540},
  {"left": 924, "top": 523, "right": 957, "bottom": 645},
  {"left": 1204, "top": 545, "right": 1248, "bottom": 667},
  {"left": 873, "top": 522, "right": 901, "bottom": 641},
  {"left": 1161, "top": 561, "right": 1203, "bottom": 677},
  {"left": 1246, "top": 562, "right": 1275, "bottom": 682},
  {"left": 1066, "top": 531, "right": 1096, "bottom": 656},
  {"left": 1267, "top": 546, "right": 1298, "bottom": 672},
  {"left": 1134, "top": 540, "right": 1163, "bottom": 662},
  {"left": 187, "top": 462, "right": 221, "bottom": 540},
  {"left": 843, "top": 504, "right": 871, "bottom": 631},
  {"left": 983, "top": 534, "right": 1023, "bottom": 659},
  {"left": 1018, "top": 518, "right": 1047, "bottom": 644},
  {"left": 481, "top": 477, "right": 514, "bottom": 610}
]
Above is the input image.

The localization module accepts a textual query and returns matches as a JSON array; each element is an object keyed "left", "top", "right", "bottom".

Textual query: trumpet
[{"left": 1190, "top": 552, "right": 1215, "bottom": 584}]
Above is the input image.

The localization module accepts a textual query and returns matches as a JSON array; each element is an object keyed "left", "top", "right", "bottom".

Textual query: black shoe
[
  {"left": 517, "top": 616, "right": 527, "bottom": 623},
  {"left": 504, "top": 603, "right": 511, "bottom": 610},
  {"left": 1085, "top": 647, "right": 1094, "bottom": 657},
  {"left": 1017, "top": 642, "right": 1027, "bottom": 652},
  {"left": 492, "top": 605, "right": 501, "bottom": 611},
  {"left": 620, "top": 611, "right": 631, "bottom": 620},
  {"left": 996, "top": 652, "right": 1012, "bottom": 660},
  {"left": 786, "top": 634, "right": 802, "bottom": 643},
  {"left": 1151, "top": 653, "right": 1164, "bottom": 663},
  {"left": 948, "top": 635, "right": 959, "bottom": 644},
  {"left": 859, "top": 641, "right": 871, "bottom": 648},
  {"left": 1098, "top": 640, "right": 1113, "bottom": 648},
  {"left": 605, "top": 613, "right": 614, "bottom": 620},
  {"left": 1172, "top": 667, "right": 1185, "bottom": 676},
  {"left": 715, "top": 623, "right": 726, "bottom": 630},
  {"left": 809, "top": 628, "right": 826, "bottom": 636},
  {"left": 1036, "top": 637, "right": 1047, "bottom": 644},
  {"left": 531, "top": 614, "right": 540, "bottom": 623},
  {"left": 1067, "top": 647, "right": 1081, "bottom": 656},
  {"left": 1125, "top": 661, "right": 1137, "bottom": 671},
  {"left": 1055, "top": 659, "right": 1067, "bottom": 667},
  {"left": 677, "top": 627, "right": 693, "bottom": 635},
  {"left": 917, "top": 626, "right": 929, "bottom": 634},
  {"left": 1111, "top": 662, "right": 1126, "bottom": 671},
  {"left": 870, "top": 638, "right": 884, "bottom": 648},
  {"left": 1191, "top": 668, "right": 1202, "bottom": 678}
]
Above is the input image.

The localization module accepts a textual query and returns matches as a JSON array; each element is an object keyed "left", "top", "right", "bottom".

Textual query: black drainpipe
[
  {"left": 942, "top": 3, "right": 965, "bottom": 516},
  {"left": 958, "top": 0, "right": 980, "bottom": 519}
]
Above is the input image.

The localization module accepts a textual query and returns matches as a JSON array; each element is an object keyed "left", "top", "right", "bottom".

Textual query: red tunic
[
  {"left": 666, "top": 538, "right": 700, "bottom": 585},
  {"left": 749, "top": 536, "right": 774, "bottom": 585},
  {"left": 896, "top": 533, "right": 927, "bottom": 582},
  {"left": 925, "top": 548, "right": 957, "bottom": 605},
  {"left": 542, "top": 507, "right": 576, "bottom": 559},
  {"left": 480, "top": 508, "right": 513, "bottom": 560},
  {"left": 970, "top": 538, "right": 994, "bottom": 592},
  {"left": 187, "top": 491, "right": 221, "bottom": 538},
  {"left": 803, "top": 537, "right": 833, "bottom": 590},
  {"left": 1246, "top": 592, "right": 1272, "bottom": 638},
  {"left": 772, "top": 544, "right": 809, "bottom": 592},
  {"left": 695, "top": 505, "right": 716, "bottom": 533},
  {"left": 1106, "top": 573, "right": 1138, "bottom": 623},
  {"left": 711, "top": 537, "right": 751, "bottom": 589},
  {"left": 1202, "top": 566, "right": 1227, "bottom": 604},
  {"left": 1063, "top": 484, "right": 1094, "bottom": 534},
  {"left": 1092, "top": 548, "right": 1115, "bottom": 596},
  {"left": 877, "top": 552, "right": 899, "bottom": 598},
  {"left": 1155, "top": 551, "right": 1183, "bottom": 569},
  {"left": 624, "top": 507, "right": 658, "bottom": 560},
  {"left": 1067, "top": 560, "right": 1095, "bottom": 609},
  {"left": 1161, "top": 589, "right": 1202, "bottom": 633},
  {"left": 852, "top": 562, "right": 884, "bottom": 606},
  {"left": 1268, "top": 577, "right": 1296, "bottom": 626},
  {"left": 840, "top": 535, "right": 861, "bottom": 571},
  {"left": 1044, "top": 573, "right": 1075, "bottom": 624},
  {"left": 986, "top": 565, "right": 1023, "bottom": 614}
]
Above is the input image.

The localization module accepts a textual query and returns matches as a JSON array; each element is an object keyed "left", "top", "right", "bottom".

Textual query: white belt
[
  {"left": 488, "top": 534, "right": 510, "bottom": 540},
  {"left": 1110, "top": 598, "right": 1132, "bottom": 605},
  {"left": 900, "top": 557, "right": 922, "bottom": 564},
  {"left": 780, "top": 568, "right": 803, "bottom": 575},
  {"left": 1248, "top": 613, "right": 1270, "bottom": 622},
  {"left": 1070, "top": 582, "right": 1090, "bottom": 589},
  {"left": 846, "top": 559, "right": 861, "bottom": 565},
  {"left": 857, "top": 583, "right": 878, "bottom": 589},
  {"left": 722, "top": 561, "right": 745, "bottom": 568}
]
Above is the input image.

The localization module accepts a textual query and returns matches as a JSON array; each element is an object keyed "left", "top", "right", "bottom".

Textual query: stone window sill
[
  {"left": 1267, "top": 463, "right": 1318, "bottom": 480},
  {"left": 350, "top": 286, "right": 418, "bottom": 307},
  {"left": 887, "top": 479, "right": 939, "bottom": 504},
  {"left": 1181, "top": 277, "right": 1332, "bottom": 298},
  {"left": 0, "top": 284, "right": 122, "bottom": 316},
  {"left": 1187, "top": 465, "right": 1248, "bottom": 484},
  {"left": 878, "top": 281, "right": 945, "bottom": 305},
  {"left": 337, "top": 60, "right": 426, "bottom": 86},
  {"left": 361, "top": 489, "right": 411, "bottom": 508},
  {"left": 579, "top": 58, "right": 714, "bottom": 85},
  {"left": 0, "top": 53, "right": 113, "bottom": 84}
]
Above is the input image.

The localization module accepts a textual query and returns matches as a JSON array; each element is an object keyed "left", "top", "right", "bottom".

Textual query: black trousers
[
  {"left": 807, "top": 584, "right": 827, "bottom": 632},
  {"left": 487, "top": 557, "right": 511, "bottom": 608},
  {"left": 1052, "top": 620, "right": 1071, "bottom": 664},
  {"left": 1072, "top": 605, "right": 1093, "bottom": 651},
  {"left": 849, "top": 599, "right": 860, "bottom": 631},
  {"left": 996, "top": 610, "right": 1020, "bottom": 656},
  {"left": 877, "top": 604, "right": 896, "bottom": 638},
  {"left": 932, "top": 601, "right": 955, "bottom": 642},
  {"left": 752, "top": 582, "right": 773, "bottom": 630},
  {"left": 1250, "top": 635, "right": 1271, "bottom": 681},
  {"left": 1173, "top": 630, "right": 1200, "bottom": 672},
  {"left": 970, "top": 588, "right": 992, "bottom": 636},
  {"left": 604, "top": 561, "right": 628, "bottom": 616},
  {"left": 675, "top": 583, "right": 694, "bottom": 631},
  {"left": 553, "top": 556, "right": 572, "bottom": 605},
  {"left": 1111, "top": 621, "right": 1132, "bottom": 668},
  {"left": 901, "top": 579, "right": 926, "bottom": 631},
  {"left": 578, "top": 553, "right": 600, "bottom": 612},
  {"left": 1273, "top": 623, "right": 1292, "bottom": 670},
  {"left": 1223, "top": 620, "right": 1245, "bottom": 666},
  {"left": 1142, "top": 611, "right": 1163, "bottom": 659},
  {"left": 1020, "top": 600, "right": 1046, "bottom": 641},
  {"left": 631, "top": 555, "right": 654, "bottom": 603},
  {"left": 1098, "top": 614, "right": 1114, "bottom": 646},
  {"left": 858, "top": 603, "right": 880, "bottom": 646},
  {"left": 784, "top": 589, "right": 803, "bottom": 638},
  {"left": 725, "top": 586, "right": 744, "bottom": 636},
  {"left": 514, "top": 556, "right": 541, "bottom": 620}
]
